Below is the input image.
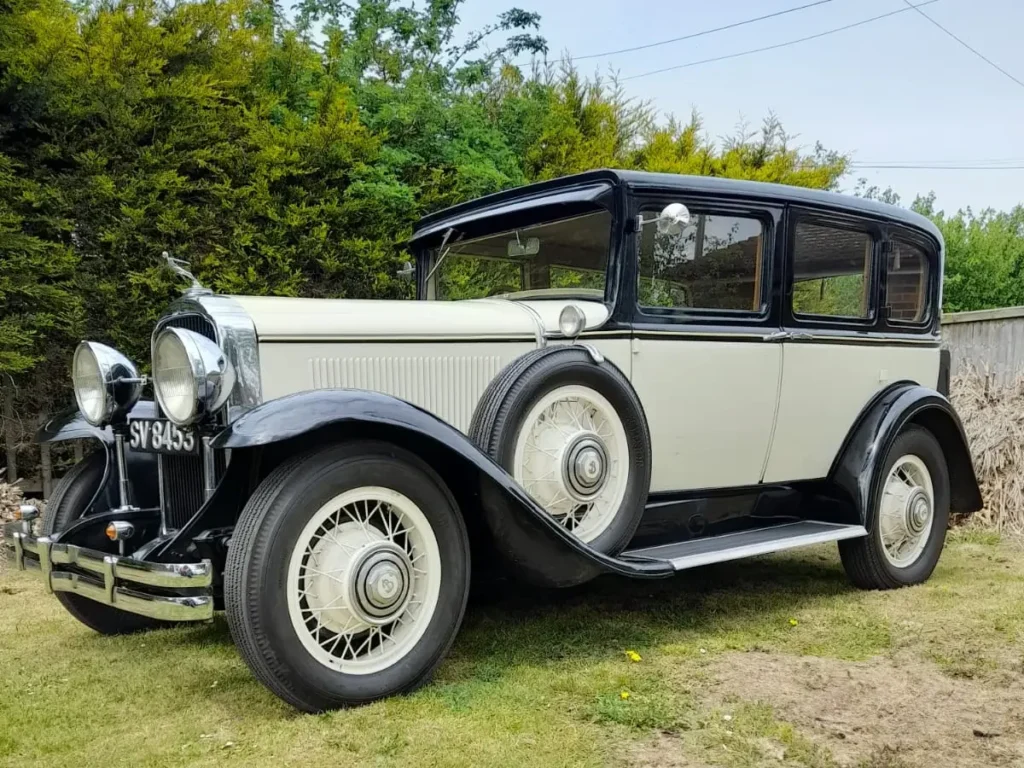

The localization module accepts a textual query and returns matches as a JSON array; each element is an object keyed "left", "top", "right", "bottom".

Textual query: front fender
[
  {"left": 213, "top": 389, "right": 673, "bottom": 584},
  {"left": 35, "top": 401, "right": 160, "bottom": 515},
  {"left": 830, "top": 382, "right": 982, "bottom": 530},
  {"left": 36, "top": 401, "right": 159, "bottom": 445}
]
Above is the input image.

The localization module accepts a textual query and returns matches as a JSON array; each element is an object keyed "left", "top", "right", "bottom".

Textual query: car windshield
[{"left": 430, "top": 210, "right": 611, "bottom": 301}]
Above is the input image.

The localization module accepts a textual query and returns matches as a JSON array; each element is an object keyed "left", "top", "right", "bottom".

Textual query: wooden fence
[{"left": 942, "top": 306, "right": 1024, "bottom": 387}]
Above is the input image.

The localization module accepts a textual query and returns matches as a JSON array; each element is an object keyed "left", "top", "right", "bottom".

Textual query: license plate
[{"left": 127, "top": 419, "right": 199, "bottom": 455}]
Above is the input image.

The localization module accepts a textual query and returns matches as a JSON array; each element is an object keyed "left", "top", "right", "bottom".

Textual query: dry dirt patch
[{"left": 710, "top": 651, "right": 1024, "bottom": 767}]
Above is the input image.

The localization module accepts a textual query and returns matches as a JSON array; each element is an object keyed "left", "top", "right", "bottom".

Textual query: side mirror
[
  {"left": 656, "top": 203, "right": 691, "bottom": 235},
  {"left": 637, "top": 203, "right": 691, "bottom": 236},
  {"left": 397, "top": 261, "right": 415, "bottom": 280}
]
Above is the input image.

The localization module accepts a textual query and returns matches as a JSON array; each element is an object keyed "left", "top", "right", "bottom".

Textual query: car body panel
[{"left": 764, "top": 342, "right": 941, "bottom": 482}]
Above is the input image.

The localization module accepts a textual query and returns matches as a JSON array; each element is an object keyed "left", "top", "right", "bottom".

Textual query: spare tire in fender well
[{"left": 468, "top": 345, "right": 652, "bottom": 566}]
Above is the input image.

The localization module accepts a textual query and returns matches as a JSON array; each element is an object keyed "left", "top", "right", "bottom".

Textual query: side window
[
  {"left": 885, "top": 239, "right": 929, "bottom": 323},
  {"left": 638, "top": 209, "right": 765, "bottom": 312},
  {"left": 792, "top": 221, "right": 874, "bottom": 319}
]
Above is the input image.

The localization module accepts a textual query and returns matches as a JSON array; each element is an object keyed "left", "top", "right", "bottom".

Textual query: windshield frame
[{"left": 415, "top": 188, "right": 620, "bottom": 305}]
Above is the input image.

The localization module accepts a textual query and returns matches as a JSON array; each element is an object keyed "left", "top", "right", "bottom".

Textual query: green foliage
[
  {"left": 0, "top": 0, "right": 853, "bottom": 440},
  {"left": 856, "top": 183, "right": 1024, "bottom": 314},
  {"left": 930, "top": 204, "right": 1024, "bottom": 314}
]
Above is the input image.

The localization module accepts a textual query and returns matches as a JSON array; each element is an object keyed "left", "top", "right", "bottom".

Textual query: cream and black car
[{"left": 6, "top": 170, "right": 981, "bottom": 712}]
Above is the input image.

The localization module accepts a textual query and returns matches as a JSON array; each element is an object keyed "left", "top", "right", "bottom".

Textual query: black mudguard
[
  {"left": 830, "top": 382, "right": 982, "bottom": 530},
  {"left": 211, "top": 389, "right": 673, "bottom": 584},
  {"left": 35, "top": 402, "right": 161, "bottom": 515}
]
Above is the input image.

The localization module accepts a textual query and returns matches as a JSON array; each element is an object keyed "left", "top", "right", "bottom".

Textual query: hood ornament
[{"left": 161, "top": 251, "right": 212, "bottom": 297}]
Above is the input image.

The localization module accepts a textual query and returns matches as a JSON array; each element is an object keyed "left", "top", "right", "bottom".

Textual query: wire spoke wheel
[
  {"left": 878, "top": 454, "right": 935, "bottom": 568},
  {"left": 512, "top": 384, "right": 630, "bottom": 543},
  {"left": 286, "top": 486, "right": 442, "bottom": 674}
]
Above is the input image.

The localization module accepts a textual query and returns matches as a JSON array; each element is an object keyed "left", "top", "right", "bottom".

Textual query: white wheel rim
[
  {"left": 512, "top": 384, "right": 630, "bottom": 543},
  {"left": 286, "top": 487, "right": 442, "bottom": 675},
  {"left": 879, "top": 454, "right": 934, "bottom": 568}
]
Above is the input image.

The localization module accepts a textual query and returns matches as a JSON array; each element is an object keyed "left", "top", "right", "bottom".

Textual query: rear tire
[
  {"left": 42, "top": 451, "right": 168, "bottom": 635},
  {"left": 839, "top": 426, "right": 950, "bottom": 590},
  {"left": 224, "top": 441, "right": 470, "bottom": 712}
]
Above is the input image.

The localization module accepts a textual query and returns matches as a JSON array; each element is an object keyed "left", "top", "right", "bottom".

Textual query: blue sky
[{"left": 455, "top": 0, "right": 1024, "bottom": 214}]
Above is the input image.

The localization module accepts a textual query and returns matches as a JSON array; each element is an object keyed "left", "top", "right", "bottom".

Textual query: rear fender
[
  {"left": 35, "top": 402, "right": 161, "bottom": 515},
  {"left": 830, "top": 382, "right": 982, "bottom": 530},
  {"left": 211, "top": 389, "right": 672, "bottom": 584}
]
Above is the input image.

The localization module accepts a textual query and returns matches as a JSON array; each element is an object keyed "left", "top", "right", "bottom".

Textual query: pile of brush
[
  {"left": 951, "top": 367, "right": 1024, "bottom": 534},
  {"left": 0, "top": 481, "right": 23, "bottom": 522}
]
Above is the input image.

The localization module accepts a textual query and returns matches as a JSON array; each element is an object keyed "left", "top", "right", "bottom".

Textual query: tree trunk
[
  {"left": 39, "top": 416, "right": 52, "bottom": 499},
  {"left": 2, "top": 386, "right": 15, "bottom": 484}
]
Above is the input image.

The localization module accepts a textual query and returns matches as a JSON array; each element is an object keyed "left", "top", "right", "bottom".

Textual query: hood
[{"left": 230, "top": 296, "right": 611, "bottom": 342}]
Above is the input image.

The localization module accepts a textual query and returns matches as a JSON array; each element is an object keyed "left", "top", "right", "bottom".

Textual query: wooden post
[
  {"left": 2, "top": 384, "right": 15, "bottom": 484},
  {"left": 39, "top": 415, "right": 52, "bottom": 499}
]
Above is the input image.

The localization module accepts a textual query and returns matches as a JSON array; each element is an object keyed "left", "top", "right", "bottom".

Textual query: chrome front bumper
[{"left": 4, "top": 522, "right": 214, "bottom": 622}]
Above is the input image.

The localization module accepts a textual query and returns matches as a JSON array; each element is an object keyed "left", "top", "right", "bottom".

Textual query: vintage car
[{"left": 5, "top": 170, "right": 981, "bottom": 712}]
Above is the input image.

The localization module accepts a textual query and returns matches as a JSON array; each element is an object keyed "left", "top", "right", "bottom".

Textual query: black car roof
[{"left": 412, "top": 169, "right": 943, "bottom": 245}]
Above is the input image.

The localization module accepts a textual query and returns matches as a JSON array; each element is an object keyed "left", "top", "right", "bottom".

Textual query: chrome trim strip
[
  {"left": 259, "top": 333, "right": 539, "bottom": 343},
  {"left": 201, "top": 436, "right": 217, "bottom": 501}
]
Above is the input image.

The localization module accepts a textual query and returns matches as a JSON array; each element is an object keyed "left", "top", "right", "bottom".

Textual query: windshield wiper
[{"left": 424, "top": 227, "right": 462, "bottom": 284}]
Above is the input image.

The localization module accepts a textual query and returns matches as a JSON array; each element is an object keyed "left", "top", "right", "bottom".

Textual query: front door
[{"left": 628, "top": 195, "right": 783, "bottom": 492}]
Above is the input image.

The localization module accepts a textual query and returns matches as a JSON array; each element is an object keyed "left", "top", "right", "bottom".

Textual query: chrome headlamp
[
  {"left": 153, "top": 327, "right": 234, "bottom": 426},
  {"left": 72, "top": 342, "right": 143, "bottom": 427}
]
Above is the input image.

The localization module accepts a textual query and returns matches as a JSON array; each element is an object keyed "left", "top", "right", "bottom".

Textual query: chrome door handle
[{"left": 762, "top": 331, "right": 815, "bottom": 342}]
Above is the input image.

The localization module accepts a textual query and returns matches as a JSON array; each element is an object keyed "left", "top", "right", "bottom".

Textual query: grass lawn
[{"left": 1, "top": 529, "right": 1022, "bottom": 767}]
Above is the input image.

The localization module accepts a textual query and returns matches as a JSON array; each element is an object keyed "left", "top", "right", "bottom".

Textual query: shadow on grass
[
  {"left": 110, "top": 548, "right": 855, "bottom": 708},
  {"left": 448, "top": 549, "right": 855, "bottom": 674}
]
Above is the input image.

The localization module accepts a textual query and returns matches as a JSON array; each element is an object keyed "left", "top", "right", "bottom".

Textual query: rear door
[
  {"left": 763, "top": 210, "right": 940, "bottom": 483},
  {"left": 628, "top": 193, "right": 784, "bottom": 492}
]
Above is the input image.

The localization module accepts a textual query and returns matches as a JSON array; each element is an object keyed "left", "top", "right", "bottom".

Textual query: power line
[
  {"left": 900, "top": 0, "right": 1024, "bottom": 91},
  {"left": 620, "top": 0, "right": 940, "bottom": 82},
  {"left": 851, "top": 164, "right": 1024, "bottom": 170},
  {"left": 570, "top": 0, "right": 837, "bottom": 62},
  {"left": 854, "top": 157, "right": 1024, "bottom": 166}
]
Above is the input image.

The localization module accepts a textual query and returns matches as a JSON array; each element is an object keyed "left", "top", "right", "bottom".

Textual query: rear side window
[
  {"left": 885, "top": 239, "right": 929, "bottom": 323},
  {"left": 791, "top": 221, "right": 874, "bottom": 319}
]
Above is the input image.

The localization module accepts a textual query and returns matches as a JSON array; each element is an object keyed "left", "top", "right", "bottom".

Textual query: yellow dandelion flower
[
  {"left": 620, "top": 690, "right": 630, "bottom": 700},
  {"left": 625, "top": 650, "right": 642, "bottom": 663},
  {"left": 789, "top": 618, "right": 799, "bottom": 626}
]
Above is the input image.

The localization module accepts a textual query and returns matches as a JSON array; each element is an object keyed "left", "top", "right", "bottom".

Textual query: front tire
[
  {"left": 224, "top": 441, "right": 470, "bottom": 712},
  {"left": 839, "top": 426, "right": 951, "bottom": 589},
  {"left": 42, "top": 451, "right": 168, "bottom": 635}
]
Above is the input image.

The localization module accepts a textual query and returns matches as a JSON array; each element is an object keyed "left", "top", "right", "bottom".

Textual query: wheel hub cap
[
  {"left": 905, "top": 488, "right": 931, "bottom": 535},
  {"left": 564, "top": 435, "right": 608, "bottom": 498},
  {"left": 348, "top": 542, "right": 412, "bottom": 625}
]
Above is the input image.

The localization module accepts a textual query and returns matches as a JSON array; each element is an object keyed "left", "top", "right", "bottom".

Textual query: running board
[{"left": 622, "top": 521, "right": 868, "bottom": 572}]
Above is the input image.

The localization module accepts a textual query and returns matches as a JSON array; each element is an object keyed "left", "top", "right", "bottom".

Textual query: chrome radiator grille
[{"left": 156, "top": 313, "right": 219, "bottom": 531}]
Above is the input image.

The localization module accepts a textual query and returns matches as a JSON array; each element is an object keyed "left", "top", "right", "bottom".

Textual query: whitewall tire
[{"left": 224, "top": 442, "right": 470, "bottom": 712}]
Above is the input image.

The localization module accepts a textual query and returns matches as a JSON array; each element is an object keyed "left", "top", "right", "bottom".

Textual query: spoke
[
  {"left": 301, "top": 592, "right": 347, "bottom": 614},
  {"left": 303, "top": 566, "right": 346, "bottom": 585}
]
